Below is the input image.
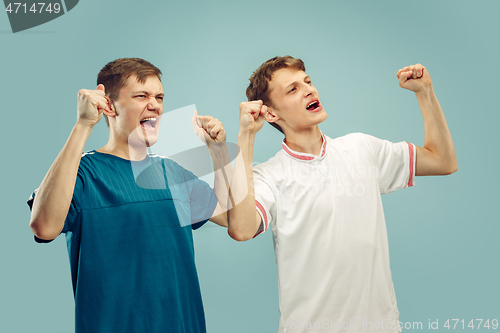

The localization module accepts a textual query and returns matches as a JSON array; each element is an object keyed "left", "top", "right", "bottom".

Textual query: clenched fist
[
  {"left": 192, "top": 110, "right": 226, "bottom": 145},
  {"left": 396, "top": 64, "right": 432, "bottom": 93},
  {"left": 77, "top": 84, "right": 111, "bottom": 128},
  {"left": 239, "top": 100, "right": 266, "bottom": 135}
]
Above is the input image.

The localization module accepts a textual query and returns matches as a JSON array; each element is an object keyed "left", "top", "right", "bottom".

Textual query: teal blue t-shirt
[{"left": 29, "top": 151, "right": 218, "bottom": 333}]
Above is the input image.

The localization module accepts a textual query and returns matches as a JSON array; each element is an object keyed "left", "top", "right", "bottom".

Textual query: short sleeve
[
  {"left": 362, "top": 134, "right": 416, "bottom": 194},
  {"left": 169, "top": 162, "right": 218, "bottom": 230},
  {"left": 158, "top": 157, "right": 215, "bottom": 229},
  {"left": 27, "top": 173, "right": 83, "bottom": 243},
  {"left": 185, "top": 169, "right": 218, "bottom": 230},
  {"left": 252, "top": 165, "right": 278, "bottom": 237}
]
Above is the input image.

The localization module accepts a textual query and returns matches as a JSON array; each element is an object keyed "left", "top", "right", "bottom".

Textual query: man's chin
[
  {"left": 320, "top": 111, "right": 327, "bottom": 123},
  {"left": 141, "top": 136, "right": 158, "bottom": 148},
  {"left": 309, "top": 110, "right": 327, "bottom": 127},
  {"left": 145, "top": 140, "right": 158, "bottom": 148},
  {"left": 128, "top": 133, "right": 158, "bottom": 150}
]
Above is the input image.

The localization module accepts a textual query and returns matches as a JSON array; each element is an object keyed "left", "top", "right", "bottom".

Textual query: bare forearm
[
  {"left": 225, "top": 100, "right": 267, "bottom": 240},
  {"left": 416, "top": 86, "right": 458, "bottom": 174},
  {"left": 30, "top": 123, "right": 92, "bottom": 239},
  {"left": 227, "top": 132, "right": 261, "bottom": 241},
  {"left": 207, "top": 143, "right": 233, "bottom": 218}
]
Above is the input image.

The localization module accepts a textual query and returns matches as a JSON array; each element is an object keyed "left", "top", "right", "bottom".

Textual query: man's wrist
[
  {"left": 207, "top": 142, "right": 227, "bottom": 155},
  {"left": 415, "top": 85, "right": 434, "bottom": 99},
  {"left": 237, "top": 131, "right": 256, "bottom": 145},
  {"left": 207, "top": 142, "right": 231, "bottom": 165},
  {"left": 74, "top": 121, "right": 94, "bottom": 137}
]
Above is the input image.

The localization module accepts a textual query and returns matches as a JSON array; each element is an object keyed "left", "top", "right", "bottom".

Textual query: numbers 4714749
[
  {"left": 5, "top": 3, "right": 61, "bottom": 14},
  {"left": 443, "top": 319, "right": 498, "bottom": 330}
]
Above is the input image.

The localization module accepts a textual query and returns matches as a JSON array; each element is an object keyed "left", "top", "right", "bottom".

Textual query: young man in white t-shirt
[{"left": 227, "top": 56, "right": 457, "bottom": 333}]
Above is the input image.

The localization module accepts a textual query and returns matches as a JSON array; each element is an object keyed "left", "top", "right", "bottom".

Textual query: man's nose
[
  {"left": 147, "top": 97, "right": 161, "bottom": 110},
  {"left": 303, "top": 83, "right": 315, "bottom": 97}
]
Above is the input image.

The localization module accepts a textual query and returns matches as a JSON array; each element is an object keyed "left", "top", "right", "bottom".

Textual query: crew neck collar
[
  {"left": 281, "top": 133, "right": 327, "bottom": 161},
  {"left": 92, "top": 150, "right": 151, "bottom": 165}
]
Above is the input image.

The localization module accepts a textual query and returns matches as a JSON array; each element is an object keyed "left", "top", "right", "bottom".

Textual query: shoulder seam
[{"left": 81, "top": 150, "right": 95, "bottom": 158}]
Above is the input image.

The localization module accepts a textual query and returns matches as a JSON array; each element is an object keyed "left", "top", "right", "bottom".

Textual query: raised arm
[
  {"left": 29, "top": 85, "right": 110, "bottom": 240},
  {"left": 226, "top": 100, "right": 267, "bottom": 241},
  {"left": 397, "top": 64, "right": 458, "bottom": 176},
  {"left": 192, "top": 111, "right": 232, "bottom": 227}
]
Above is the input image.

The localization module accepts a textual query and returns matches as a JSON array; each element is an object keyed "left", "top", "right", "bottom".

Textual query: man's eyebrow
[
  {"left": 284, "top": 81, "right": 298, "bottom": 91},
  {"left": 132, "top": 91, "right": 164, "bottom": 96},
  {"left": 283, "top": 76, "right": 311, "bottom": 92}
]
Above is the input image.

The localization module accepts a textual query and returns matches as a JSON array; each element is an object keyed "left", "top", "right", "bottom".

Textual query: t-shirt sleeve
[
  {"left": 362, "top": 133, "right": 416, "bottom": 194},
  {"left": 252, "top": 165, "right": 278, "bottom": 237},
  {"left": 183, "top": 168, "right": 218, "bottom": 230},
  {"left": 27, "top": 173, "right": 83, "bottom": 243}
]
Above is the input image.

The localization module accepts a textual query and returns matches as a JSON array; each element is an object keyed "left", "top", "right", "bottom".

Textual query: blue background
[{"left": 1, "top": 0, "right": 499, "bottom": 332}]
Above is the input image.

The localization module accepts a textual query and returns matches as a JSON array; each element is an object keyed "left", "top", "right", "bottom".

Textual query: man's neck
[
  {"left": 97, "top": 141, "right": 148, "bottom": 161},
  {"left": 283, "top": 126, "right": 323, "bottom": 156}
]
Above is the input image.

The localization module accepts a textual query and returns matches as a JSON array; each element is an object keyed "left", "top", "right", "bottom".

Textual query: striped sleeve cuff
[
  {"left": 253, "top": 200, "right": 269, "bottom": 238},
  {"left": 407, "top": 142, "right": 416, "bottom": 187}
]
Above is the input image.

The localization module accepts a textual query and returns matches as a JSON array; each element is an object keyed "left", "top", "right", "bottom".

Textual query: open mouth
[
  {"left": 306, "top": 100, "right": 321, "bottom": 111},
  {"left": 140, "top": 117, "right": 157, "bottom": 130}
]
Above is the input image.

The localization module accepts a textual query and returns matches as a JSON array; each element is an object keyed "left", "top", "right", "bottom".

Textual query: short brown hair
[
  {"left": 246, "top": 56, "right": 305, "bottom": 134},
  {"left": 97, "top": 58, "right": 162, "bottom": 126}
]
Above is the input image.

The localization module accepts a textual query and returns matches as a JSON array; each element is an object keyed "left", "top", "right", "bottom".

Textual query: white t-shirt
[{"left": 253, "top": 133, "right": 416, "bottom": 333}]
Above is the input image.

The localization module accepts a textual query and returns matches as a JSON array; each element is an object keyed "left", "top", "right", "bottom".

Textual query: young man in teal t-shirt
[{"left": 28, "top": 58, "right": 230, "bottom": 333}]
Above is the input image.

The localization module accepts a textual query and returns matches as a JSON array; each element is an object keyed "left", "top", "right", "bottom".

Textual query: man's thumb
[{"left": 97, "top": 84, "right": 105, "bottom": 93}]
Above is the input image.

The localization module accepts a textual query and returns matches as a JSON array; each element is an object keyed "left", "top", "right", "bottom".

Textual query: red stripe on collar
[{"left": 282, "top": 133, "right": 327, "bottom": 160}]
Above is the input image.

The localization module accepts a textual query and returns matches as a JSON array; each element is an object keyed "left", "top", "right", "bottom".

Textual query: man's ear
[
  {"left": 264, "top": 106, "right": 280, "bottom": 124},
  {"left": 103, "top": 99, "right": 117, "bottom": 119}
]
